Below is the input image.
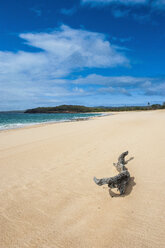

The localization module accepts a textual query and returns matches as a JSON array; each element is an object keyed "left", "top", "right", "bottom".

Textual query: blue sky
[{"left": 0, "top": 0, "right": 165, "bottom": 110}]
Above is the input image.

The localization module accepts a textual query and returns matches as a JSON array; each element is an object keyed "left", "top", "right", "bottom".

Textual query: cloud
[
  {"left": 98, "top": 86, "right": 132, "bottom": 96},
  {"left": 73, "top": 74, "right": 146, "bottom": 86},
  {"left": 20, "top": 25, "right": 129, "bottom": 69},
  {"left": 81, "top": 0, "right": 165, "bottom": 18},
  {"left": 73, "top": 73, "right": 165, "bottom": 97},
  {"left": 82, "top": 0, "right": 148, "bottom": 6},
  {"left": 81, "top": 0, "right": 165, "bottom": 7},
  {"left": 0, "top": 25, "right": 130, "bottom": 110},
  {"left": 143, "top": 82, "right": 165, "bottom": 96},
  {"left": 81, "top": 0, "right": 155, "bottom": 22},
  {"left": 0, "top": 25, "right": 164, "bottom": 110}
]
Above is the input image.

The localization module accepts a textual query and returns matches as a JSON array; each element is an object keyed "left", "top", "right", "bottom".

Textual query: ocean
[{"left": 0, "top": 112, "right": 103, "bottom": 130}]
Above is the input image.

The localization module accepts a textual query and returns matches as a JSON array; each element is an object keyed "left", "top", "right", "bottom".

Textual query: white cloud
[
  {"left": 144, "top": 82, "right": 165, "bottom": 96},
  {"left": 0, "top": 25, "right": 164, "bottom": 110},
  {"left": 20, "top": 25, "right": 129, "bottom": 69},
  {"left": 81, "top": 0, "right": 165, "bottom": 21},
  {"left": 0, "top": 25, "right": 129, "bottom": 80},
  {"left": 72, "top": 73, "right": 165, "bottom": 97},
  {"left": 0, "top": 25, "right": 130, "bottom": 110},
  {"left": 82, "top": 0, "right": 165, "bottom": 8},
  {"left": 73, "top": 74, "right": 147, "bottom": 86},
  {"left": 98, "top": 86, "right": 132, "bottom": 96},
  {"left": 82, "top": 0, "right": 148, "bottom": 6}
]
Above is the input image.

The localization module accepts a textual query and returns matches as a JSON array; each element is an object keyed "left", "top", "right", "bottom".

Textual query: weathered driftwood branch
[
  {"left": 93, "top": 151, "right": 131, "bottom": 195},
  {"left": 113, "top": 150, "right": 128, "bottom": 173}
]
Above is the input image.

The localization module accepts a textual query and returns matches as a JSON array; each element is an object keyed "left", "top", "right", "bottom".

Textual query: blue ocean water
[{"left": 0, "top": 112, "right": 103, "bottom": 130}]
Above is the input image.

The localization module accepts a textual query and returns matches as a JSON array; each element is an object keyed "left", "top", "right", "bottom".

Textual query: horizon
[
  {"left": 0, "top": 0, "right": 165, "bottom": 110},
  {"left": 1, "top": 102, "right": 165, "bottom": 113}
]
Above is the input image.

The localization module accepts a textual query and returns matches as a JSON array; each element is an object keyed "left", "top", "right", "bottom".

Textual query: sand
[{"left": 0, "top": 110, "right": 165, "bottom": 248}]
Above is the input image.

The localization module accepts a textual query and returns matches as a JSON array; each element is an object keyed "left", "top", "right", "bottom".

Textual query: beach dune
[{"left": 0, "top": 110, "right": 165, "bottom": 248}]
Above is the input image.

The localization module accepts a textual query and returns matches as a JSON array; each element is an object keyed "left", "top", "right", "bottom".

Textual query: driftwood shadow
[{"left": 109, "top": 176, "right": 136, "bottom": 198}]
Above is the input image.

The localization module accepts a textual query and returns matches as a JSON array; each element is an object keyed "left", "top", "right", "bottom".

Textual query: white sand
[{"left": 0, "top": 110, "right": 165, "bottom": 248}]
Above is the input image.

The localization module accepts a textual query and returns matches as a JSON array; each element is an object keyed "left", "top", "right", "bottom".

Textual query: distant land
[{"left": 25, "top": 103, "right": 165, "bottom": 113}]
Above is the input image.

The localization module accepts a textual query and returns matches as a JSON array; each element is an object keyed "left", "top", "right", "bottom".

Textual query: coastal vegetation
[{"left": 25, "top": 103, "right": 165, "bottom": 113}]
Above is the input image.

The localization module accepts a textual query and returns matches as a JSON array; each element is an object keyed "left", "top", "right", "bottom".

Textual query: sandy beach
[{"left": 0, "top": 110, "right": 165, "bottom": 248}]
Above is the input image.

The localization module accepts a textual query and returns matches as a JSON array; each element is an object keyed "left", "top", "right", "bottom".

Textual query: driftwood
[{"left": 93, "top": 151, "right": 131, "bottom": 195}]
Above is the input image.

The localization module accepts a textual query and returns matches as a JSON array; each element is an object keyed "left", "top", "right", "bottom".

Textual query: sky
[{"left": 0, "top": 0, "right": 165, "bottom": 110}]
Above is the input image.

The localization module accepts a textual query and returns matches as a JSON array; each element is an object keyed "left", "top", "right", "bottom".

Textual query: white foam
[{"left": 0, "top": 113, "right": 104, "bottom": 131}]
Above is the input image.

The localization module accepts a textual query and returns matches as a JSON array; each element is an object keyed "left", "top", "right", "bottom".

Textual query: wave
[{"left": 0, "top": 113, "right": 104, "bottom": 130}]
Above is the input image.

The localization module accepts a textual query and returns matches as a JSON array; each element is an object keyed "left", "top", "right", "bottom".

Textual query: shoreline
[
  {"left": 0, "top": 112, "right": 111, "bottom": 133},
  {"left": 1, "top": 109, "right": 163, "bottom": 133}
]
